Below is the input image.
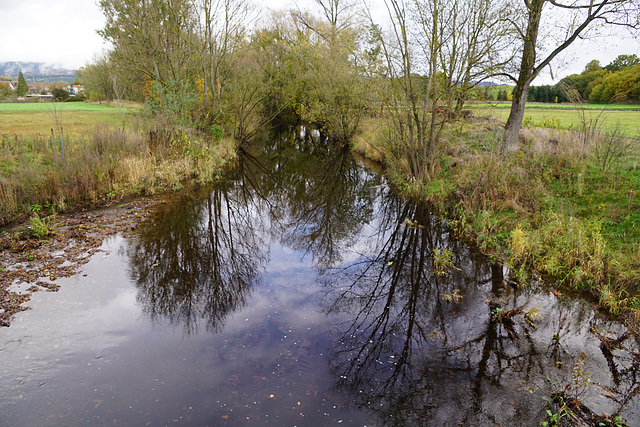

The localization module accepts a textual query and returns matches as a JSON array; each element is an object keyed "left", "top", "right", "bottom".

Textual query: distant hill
[
  {"left": 0, "top": 62, "right": 77, "bottom": 83},
  {"left": 476, "top": 81, "right": 501, "bottom": 87}
]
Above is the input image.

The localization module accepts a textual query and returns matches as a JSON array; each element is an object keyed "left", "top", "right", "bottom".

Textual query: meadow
[
  {"left": 0, "top": 102, "right": 141, "bottom": 137},
  {"left": 473, "top": 102, "right": 640, "bottom": 135},
  {"left": 0, "top": 101, "right": 235, "bottom": 226}
]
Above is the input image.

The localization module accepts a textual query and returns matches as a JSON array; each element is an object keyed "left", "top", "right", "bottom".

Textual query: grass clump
[{"left": 28, "top": 213, "right": 55, "bottom": 239}]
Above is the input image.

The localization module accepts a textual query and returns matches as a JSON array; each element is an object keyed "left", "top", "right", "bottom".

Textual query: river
[{"left": 1, "top": 125, "right": 638, "bottom": 426}]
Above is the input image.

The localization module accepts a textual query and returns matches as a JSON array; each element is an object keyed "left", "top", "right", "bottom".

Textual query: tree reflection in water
[
  {"left": 127, "top": 124, "right": 379, "bottom": 335},
  {"left": 323, "top": 193, "right": 640, "bottom": 425},
  {"left": 127, "top": 182, "right": 266, "bottom": 335},
  {"left": 240, "top": 125, "right": 380, "bottom": 268},
  {"left": 125, "top": 124, "right": 640, "bottom": 424}
]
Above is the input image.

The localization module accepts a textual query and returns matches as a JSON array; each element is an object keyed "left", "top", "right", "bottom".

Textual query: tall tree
[
  {"left": 502, "top": 0, "right": 640, "bottom": 152},
  {"left": 16, "top": 71, "right": 28, "bottom": 97},
  {"left": 369, "top": 0, "right": 513, "bottom": 179},
  {"left": 415, "top": 0, "right": 516, "bottom": 115},
  {"left": 98, "top": 0, "right": 197, "bottom": 85},
  {"left": 291, "top": 0, "right": 370, "bottom": 142},
  {"left": 195, "top": 0, "right": 254, "bottom": 115},
  {"left": 78, "top": 52, "right": 122, "bottom": 102}
]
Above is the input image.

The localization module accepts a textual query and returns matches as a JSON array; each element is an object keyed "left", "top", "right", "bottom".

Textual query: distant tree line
[
  {"left": 519, "top": 54, "right": 640, "bottom": 105},
  {"left": 0, "top": 69, "right": 85, "bottom": 101},
  {"left": 561, "top": 55, "right": 640, "bottom": 103},
  {"left": 526, "top": 85, "right": 567, "bottom": 103}
]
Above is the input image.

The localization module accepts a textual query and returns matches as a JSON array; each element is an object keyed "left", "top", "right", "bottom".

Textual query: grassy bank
[
  {"left": 0, "top": 103, "right": 236, "bottom": 226},
  {"left": 354, "top": 113, "right": 640, "bottom": 328}
]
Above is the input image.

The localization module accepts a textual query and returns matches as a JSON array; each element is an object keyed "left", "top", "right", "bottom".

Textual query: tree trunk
[
  {"left": 501, "top": 0, "right": 544, "bottom": 152},
  {"left": 502, "top": 80, "right": 531, "bottom": 151}
]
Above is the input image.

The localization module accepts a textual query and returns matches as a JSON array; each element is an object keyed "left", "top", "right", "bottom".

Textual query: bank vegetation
[{"left": 2, "top": 0, "right": 640, "bottom": 328}]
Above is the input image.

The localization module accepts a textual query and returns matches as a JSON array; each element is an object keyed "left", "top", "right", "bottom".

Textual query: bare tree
[
  {"left": 369, "top": 0, "right": 514, "bottom": 179},
  {"left": 196, "top": 0, "right": 256, "bottom": 114},
  {"left": 501, "top": 0, "right": 640, "bottom": 152}
]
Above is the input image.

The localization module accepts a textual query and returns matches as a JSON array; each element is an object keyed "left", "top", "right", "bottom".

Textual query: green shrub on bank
[{"left": 509, "top": 213, "right": 607, "bottom": 287}]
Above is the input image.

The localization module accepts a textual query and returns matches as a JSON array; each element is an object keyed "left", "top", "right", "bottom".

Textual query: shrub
[{"left": 29, "top": 213, "right": 55, "bottom": 238}]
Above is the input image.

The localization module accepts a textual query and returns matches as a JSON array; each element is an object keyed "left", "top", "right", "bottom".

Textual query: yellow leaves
[
  {"left": 442, "top": 289, "right": 463, "bottom": 303},
  {"left": 404, "top": 218, "right": 424, "bottom": 229},
  {"left": 509, "top": 226, "right": 528, "bottom": 259}
]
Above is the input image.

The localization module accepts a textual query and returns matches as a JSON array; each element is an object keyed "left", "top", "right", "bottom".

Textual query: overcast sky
[
  {"left": 0, "top": 0, "right": 638, "bottom": 83},
  {"left": 0, "top": 0, "right": 107, "bottom": 69}
]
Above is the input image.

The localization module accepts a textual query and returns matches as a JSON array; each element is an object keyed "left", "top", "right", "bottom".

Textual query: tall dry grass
[{"left": 0, "top": 124, "right": 236, "bottom": 226}]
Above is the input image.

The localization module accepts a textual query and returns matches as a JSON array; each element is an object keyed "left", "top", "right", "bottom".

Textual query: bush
[
  {"left": 29, "top": 213, "right": 55, "bottom": 238},
  {"left": 52, "top": 88, "right": 70, "bottom": 101},
  {"left": 144, "top": 79, "right": 199, "bottom": 130}
]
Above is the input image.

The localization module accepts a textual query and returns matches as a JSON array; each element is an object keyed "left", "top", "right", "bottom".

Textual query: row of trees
[
  {"left": 86, "top": 0, "right": 640, "bottom": 170},
  {"left": 526, "top": 85, "right": 568, "bottom": 103},
  {"left": 495, "top": 55, "right": 640, "bottom": 104},
  {"left": 561, "top": 55, "right": 640, "bottom": 103},
  {"left": 0, "top": 71, "right": 79, "bottom": 100}
]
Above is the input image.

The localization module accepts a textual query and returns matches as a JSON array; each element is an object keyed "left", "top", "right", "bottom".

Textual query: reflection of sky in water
[
  {"left": 0, "top": 237, "right": 369, "bottom": 425},
  {"left": 1, "top": 128, "right": 639, "bottom": 426}
]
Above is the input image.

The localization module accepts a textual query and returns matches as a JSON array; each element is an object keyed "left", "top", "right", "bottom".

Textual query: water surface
[{"left": 1, "top": 126, "right": 639, "bottom": 426}]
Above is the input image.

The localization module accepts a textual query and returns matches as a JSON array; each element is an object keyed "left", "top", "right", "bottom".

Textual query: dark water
[{"left": 1, "top": 126, "right": 639, "bottom": 426}]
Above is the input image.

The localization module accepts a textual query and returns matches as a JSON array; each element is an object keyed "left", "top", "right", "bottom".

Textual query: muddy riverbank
[{"left": 0, "top": 198, "right": 162, "bottom": 327}]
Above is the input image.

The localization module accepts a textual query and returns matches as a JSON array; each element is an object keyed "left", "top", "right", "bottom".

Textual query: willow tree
[
  {"left": 501, "top": 0, "right": 640, "bottom": 152},
  {"left": 290, "top": 0, "right": 370, "bottom": 142},
  {"left": 98, "top": 0, "right": 198, "bottom": 85}
]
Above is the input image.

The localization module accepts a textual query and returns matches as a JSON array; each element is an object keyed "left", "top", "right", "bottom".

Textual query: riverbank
[
  {"left": 0, "top": 124, "right": 237, "bottom": 227},
  {"left": 6, "top": 124, "right": 637, "bottom": 426},
  {"left": 1, "top": 111, "right": 238, "bottom": 326},
  {"left": 2, "top": 110, "right": 638, "bottom": 331},
  {"left": 0, "top": 198, "right": 164, "bottom": 326},
  {"left": 353, "top": 115, "right": 640, "bottom": 331}
]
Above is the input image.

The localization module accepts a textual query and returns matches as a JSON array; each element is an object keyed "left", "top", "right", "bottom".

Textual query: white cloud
[{"left": 0, "top": 0, "right": 107, "bottom": 69}]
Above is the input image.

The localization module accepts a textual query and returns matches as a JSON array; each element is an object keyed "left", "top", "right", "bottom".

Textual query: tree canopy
[
  {"left": 90, "top": 0, "right": 640, "bottom": 153},
  {"left": 561, "top": 54, "right": 640, "bottom": 103},
  {"left": 16, "top": 71, "right": 28, "bottom": 97}
]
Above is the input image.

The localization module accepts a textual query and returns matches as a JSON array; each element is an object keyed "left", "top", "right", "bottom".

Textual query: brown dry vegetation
[{"left": 0, "top": 112, "right": 237, "bottom": 226}]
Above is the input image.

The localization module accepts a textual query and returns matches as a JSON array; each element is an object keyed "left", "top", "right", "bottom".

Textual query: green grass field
[
  {"left": 0, "top": 102, "right": 142, "bottom": 137},
  {"left": 475, "top": 101, "right": 640, "bottom": 111},
  {"left": 473, "top": 102, "right": 640, "bottom": 135}
]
